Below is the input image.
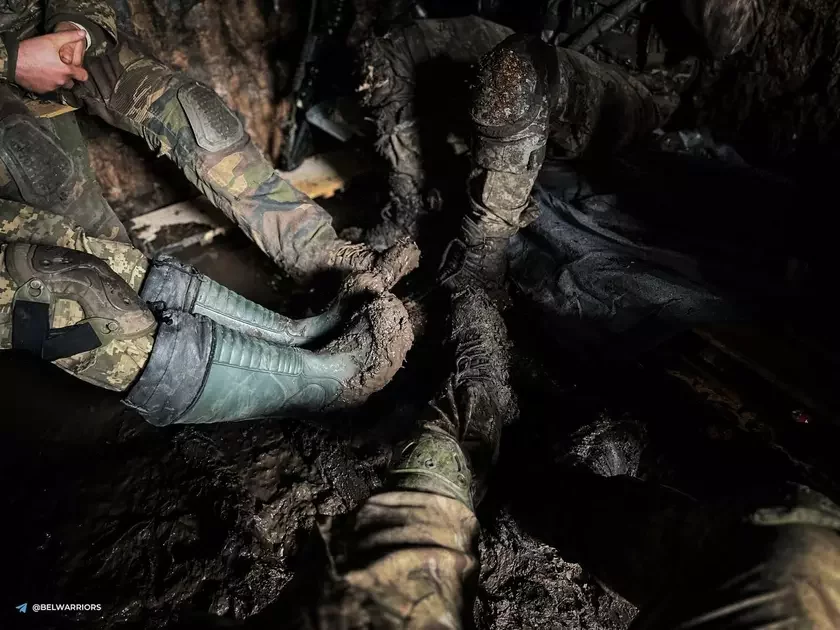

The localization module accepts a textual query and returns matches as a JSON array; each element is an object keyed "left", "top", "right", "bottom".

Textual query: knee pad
[
  {"left": 0, "top": 115, "right": 74, "bottom": 208},
  {"left": 2, "top": 243, "right": 156, "bottom": 361},
  {"left": 94, "top": 45, "right": 244, "bottom": 154},
  {"left": 176, "top": 82, "right": 244, "bottom": 153},
  {"left": 470, "top": 35, "right": 560, "bottom": 178}
]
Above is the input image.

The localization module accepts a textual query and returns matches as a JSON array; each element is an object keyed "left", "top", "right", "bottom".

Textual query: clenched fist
[
  {"left": 55, "top": 21, "right": 88, "bottom": 68},
  {"left": 15, "top": 30, "right": 89, "bottom": 94}
]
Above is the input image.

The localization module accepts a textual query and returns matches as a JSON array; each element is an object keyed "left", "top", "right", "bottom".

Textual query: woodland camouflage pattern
[
  {"left": 0, "top": 16, "right": 377, "bottom": 390},
  {"left": 0, "top": 83, "right": 129, "bottom": 242},
  {"left": 71, "top": 44, "right": 342, "bottom": 280},
  {"left": 315, "top": 490, "right": 479, "bottom": 629},
  {"left": 316, "top": 480, "right": 840, "bottom": 628}
]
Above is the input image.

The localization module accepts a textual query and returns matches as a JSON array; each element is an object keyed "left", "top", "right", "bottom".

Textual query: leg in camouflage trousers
[
  {"left": 0, "top": 201, "right": 413, "bottom": 424},
  {"left": 0, "top": 202, "right": 153, "bottom": 390},
  {"left": 314, "top": 287, "right": 515, "bottom": 628},
  {"left": 0, "top": 83, "right": 129, "bottom": 244},
  {"left": 68, "top": 38, "right": 418, "bottom": 286},
  {"left": 319, "top": 452, "right": 840, "bottom": 627},
  {"left": 312, "top": 294, "right": 840, "bottom": 628}
]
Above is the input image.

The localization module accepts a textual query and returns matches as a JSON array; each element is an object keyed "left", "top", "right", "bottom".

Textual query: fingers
[
  {"left": 59, "top": 43, "right": 74, "bottom": 64},
  {"left": 50, "top": 29, "right": 87, "bottom": 48},
  {"left": 74, "top": 41, "right": 84, "bottom": 66},
  {"left": 68, "top": 64, "right": 89, "bottom": 83}
]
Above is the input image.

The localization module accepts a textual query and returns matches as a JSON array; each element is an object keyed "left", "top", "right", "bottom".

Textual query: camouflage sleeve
[
  {"left": 0, "top": 33, "right": 19, "bottom": 81},
  {"left": 44, "top": 0, "right": 118, "bottom": 56},
  {"left": 0, "top": 37, "right": 7, "bottom": 81},
  {"left": 680, "top": 0, "right": 765, "bottom": 57}
]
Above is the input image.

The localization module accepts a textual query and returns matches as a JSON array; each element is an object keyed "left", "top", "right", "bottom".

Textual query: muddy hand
[{"left": 333, "top": 237, "right": 421, "bottom": 296}]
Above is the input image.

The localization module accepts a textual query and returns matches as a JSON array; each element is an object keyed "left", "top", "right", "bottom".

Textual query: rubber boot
[
  {"left": 140, "top": 255, "right": 342, "bottom": 347},
  {"left": 124, "top": 293, "right": 413, "bottom": 425}
]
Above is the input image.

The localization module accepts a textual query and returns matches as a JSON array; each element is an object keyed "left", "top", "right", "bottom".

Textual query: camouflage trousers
[
  {"left": 0, "top": 49, "right": 339, "bottom": 282},
  {"left": 0, "top": 42, "right": 348, "bottom": 389},
  {"left": 316, "top": 490, "right": 480, "bottom": 629},
  {"left": 317, "top": 480, "right": 840, "bottom": 628},
  {"left": 0, "top": 82, "right": 130, "bottom": 243},
  {"left": 0, "top": 203, "right": 153, "bottom": 391}
]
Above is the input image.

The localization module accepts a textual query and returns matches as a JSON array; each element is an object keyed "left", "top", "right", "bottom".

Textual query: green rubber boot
[
  {"left": 140, "top": 255, "right": 342, "bottom": 347},
  {"left": 124, "top": 293, "right": 413, "bottom": 425}
]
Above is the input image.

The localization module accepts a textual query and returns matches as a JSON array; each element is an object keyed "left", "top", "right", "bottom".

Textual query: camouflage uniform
[
  {"left": 0, "top": 203, "right": 153, "bottom": 391},
  {"left": 360, "top": 3, "right": 764, "bottom": 291},
  {"left": 0, "top": 0, "right": 128, "bottom": 242},
  {"left": 0, "top": 205, "right": 415, "bottom": 424},
  {"left": 317, "top": 464, "right": 840, "bottom": 628},
  {"left": 0, "top": 0, "right": 403, "bottom": 285},
  {"left": 0, "top": 1, "right": 418, "bottom": 405},
  {"left": 309, "top": 286, "right": 840, "bottom": 629}
]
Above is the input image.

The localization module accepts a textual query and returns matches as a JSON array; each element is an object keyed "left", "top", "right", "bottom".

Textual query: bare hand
[
  {"left": 55, "top": 21, "right": 86, "bottom": 68},
  {"left": 15, "top": 30, "right": 89, "bottom": 93}
]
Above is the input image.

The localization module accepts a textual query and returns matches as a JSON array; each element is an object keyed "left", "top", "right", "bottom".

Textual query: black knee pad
[
  {"left": 0, "top": 115, "right": 74, "bottom": 208},
  {"left": 177, "top": 82, "right": 244, "bottom": 153}
]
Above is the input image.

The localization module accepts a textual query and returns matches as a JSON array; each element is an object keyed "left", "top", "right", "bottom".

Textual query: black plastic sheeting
[{"left": 509, "top": 136, "right": 801, "bottom": 360}]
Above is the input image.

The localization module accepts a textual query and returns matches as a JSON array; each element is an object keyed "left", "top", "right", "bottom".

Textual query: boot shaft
[
  {"left": 124, "top": 310, "right": 356, "bottom": 426},
  {"left": 141, "top": 255, "right": 341, "bottom": 347}
]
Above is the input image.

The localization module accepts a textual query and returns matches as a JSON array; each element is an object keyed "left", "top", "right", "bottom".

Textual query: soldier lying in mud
[
  {"left": 358, "top": 1, "right": 808, "bottom": 361},
  {"left": 300, "top": 286, "right": 840, "bottom": 629},
  {"left": 0, "top": 1, "right": 420, "bottom": 424},
  {"left": 285, "top": 10, "right": 838, "bottom": 624}
]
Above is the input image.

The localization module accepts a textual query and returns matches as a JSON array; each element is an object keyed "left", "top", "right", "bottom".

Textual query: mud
[
  {"left": 472, "top": 46, "right": 536, "bottom": 127},
  {"left": 325, "top": 291, "right": 414, "bottom": 408},
  {"left": 6, "top": 2, "right": 840, "bottom": 629},
  {"left": 450, "top": 286, "right": 516, "bottom": 429}
]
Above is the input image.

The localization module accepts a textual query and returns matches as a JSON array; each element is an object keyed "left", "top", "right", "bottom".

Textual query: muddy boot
[
  {"left": 124, "top": 292, "right": 412, "bottom": 425},
  {"left": 389, "top": 287, "right": 515, "bottom": 508},
  {"left": 326, "top": 236, "right": 420, "bottom": 293},
  {"left": 139, "top": 255, "right": 343, "bottom": 347},
  {"left": 439, "top": 200, "right": 538, "bottom": 300}
]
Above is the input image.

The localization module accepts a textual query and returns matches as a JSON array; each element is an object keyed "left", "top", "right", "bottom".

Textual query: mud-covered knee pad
[
  {"left": 469, "top": 36, "right": 559, "bottom": 217},
  {"left": 0, "top": 115, "right": 74, "bottom": 208},
  {"left": 389, "top": 427, "right": 473, "bottom": 509},
  {"left": 471, "top": 35, "right": 560, "bottom": 174},
  {"left": 1, "top": 243, "right": 156, "bottom": 361}
]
